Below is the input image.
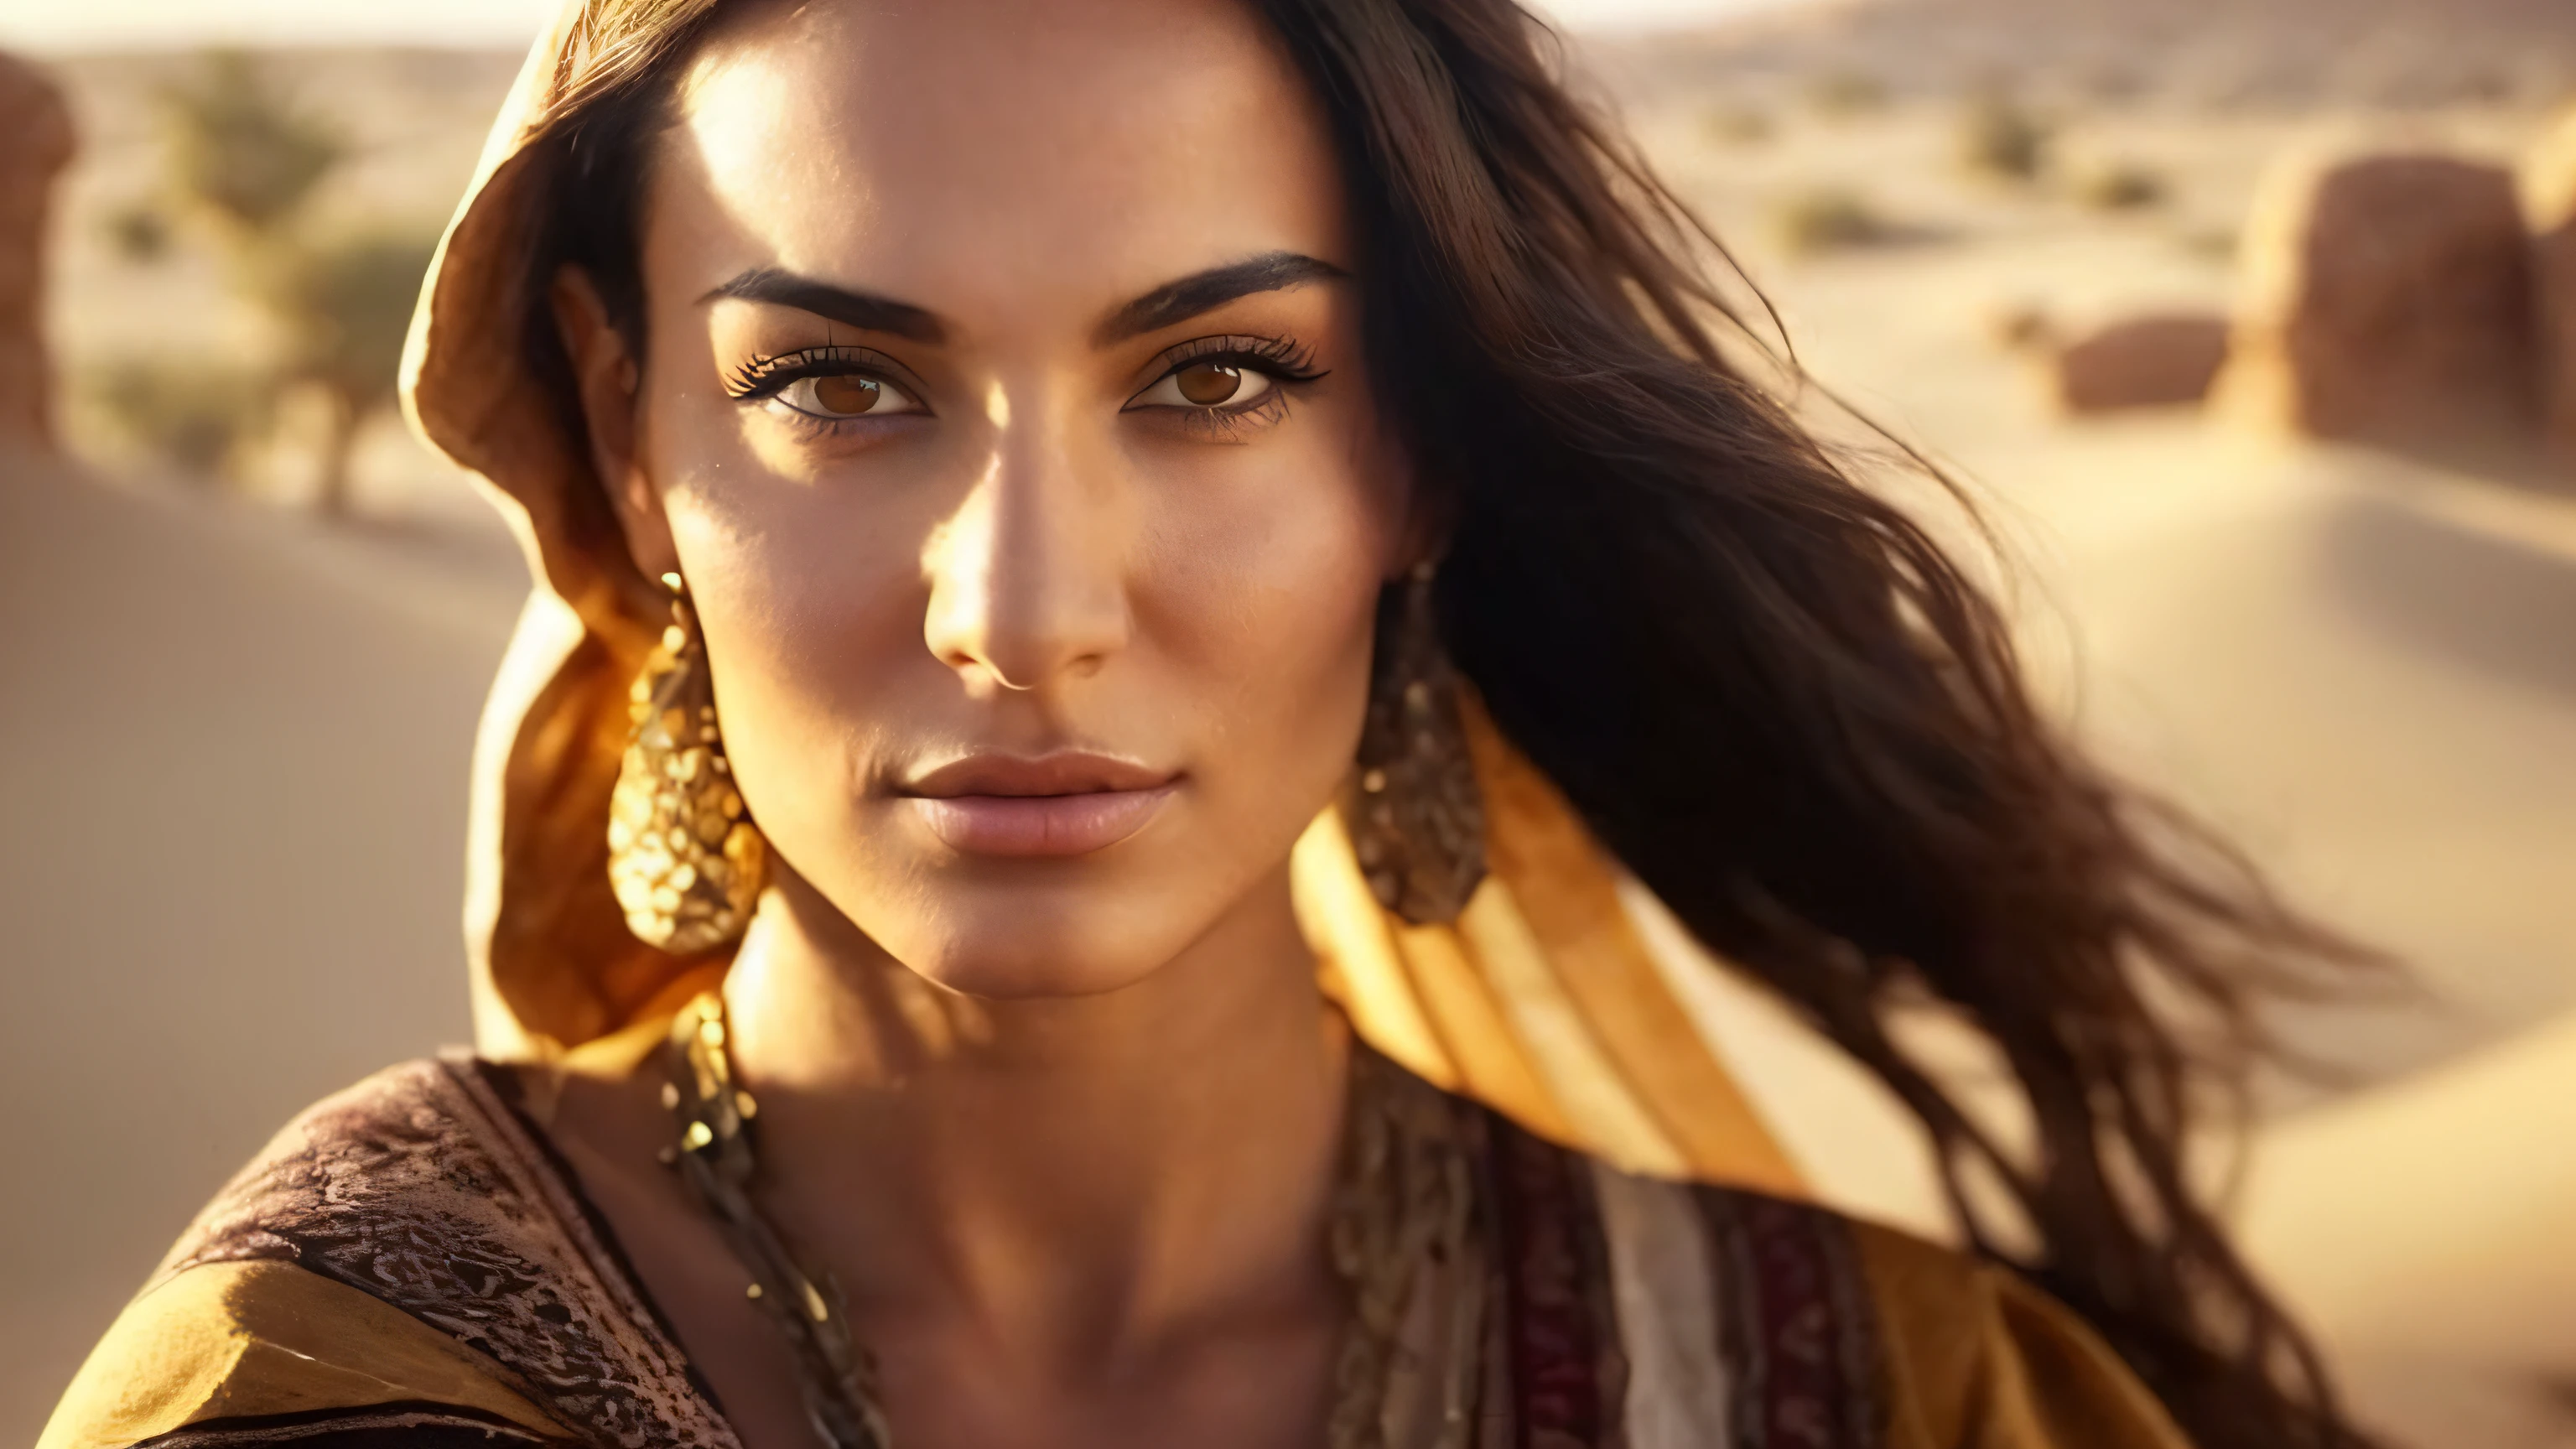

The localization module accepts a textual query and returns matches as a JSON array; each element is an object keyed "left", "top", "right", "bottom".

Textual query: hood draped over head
[{"left": 398, "top": 0, "right": 1803, "bottom": 1197}]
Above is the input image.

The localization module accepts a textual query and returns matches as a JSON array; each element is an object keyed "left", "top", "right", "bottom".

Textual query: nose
[{"left": 922, "top": 393, "right": 1132, "bottom": 693}]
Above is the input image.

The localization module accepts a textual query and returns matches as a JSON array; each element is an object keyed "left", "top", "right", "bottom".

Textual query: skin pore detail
[{"left": 539, "top": 3, "right": 1410, "bottom": 1449}]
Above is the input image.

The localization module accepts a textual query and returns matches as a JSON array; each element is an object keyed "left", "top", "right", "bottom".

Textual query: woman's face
[{"left": 574, "top": 0, "right": 1405, "bottom": 999}]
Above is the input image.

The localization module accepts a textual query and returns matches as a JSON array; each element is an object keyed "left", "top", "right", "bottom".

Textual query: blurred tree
[
  {"left": 254, "top": 232, "right": 439, "bottom": 513},
  {"left": 157, "top": 50, "right": 339, "bottom": 236},
  {"left": 96, "top": 49, "right": 435, "bottom": 513}
]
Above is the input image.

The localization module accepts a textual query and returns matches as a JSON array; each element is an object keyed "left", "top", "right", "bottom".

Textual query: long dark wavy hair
[{"left": 514, "top": 2, "right": 2378, "bottom": 1445}]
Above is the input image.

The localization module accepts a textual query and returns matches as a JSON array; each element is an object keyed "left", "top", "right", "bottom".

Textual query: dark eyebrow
[
  {"left": 700, "top": 267, "right": 946, "bottom": 343},
  {"left": 1095, "top": 251, "right": 1348, "bottom": 346}
]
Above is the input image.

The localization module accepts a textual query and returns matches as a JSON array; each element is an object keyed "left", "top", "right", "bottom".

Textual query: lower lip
[{"left": 906, "top": 785, "right": 1177, "bottom": 858}]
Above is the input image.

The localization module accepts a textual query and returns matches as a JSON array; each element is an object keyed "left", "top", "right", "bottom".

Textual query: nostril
[{"left": 919, "top": 457, "right": 1132, "bottom": 693}]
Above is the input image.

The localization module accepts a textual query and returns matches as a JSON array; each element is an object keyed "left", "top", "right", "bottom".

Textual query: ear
[
  {"left": 1379, "top": 426, "right": 1448, "bottom": 581},
  {"left": 552, "top": 265, "right": 679, "bottom": 582}
]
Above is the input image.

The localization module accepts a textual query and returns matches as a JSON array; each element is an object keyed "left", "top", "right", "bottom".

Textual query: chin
[
  {"left": 861, "top": 885, "right": 1219, "bottom": 1002},
  {"left": 906, "top": 951, "right": 1160, "bottom": 1002}
]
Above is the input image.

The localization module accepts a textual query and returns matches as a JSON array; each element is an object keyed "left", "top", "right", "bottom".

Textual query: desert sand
[
  {"left": 0, "top": 451, "right": 523, "bottom": 1433},
  {"left": 5, "top": 10, "right": 2575, "bottom": 1446}
]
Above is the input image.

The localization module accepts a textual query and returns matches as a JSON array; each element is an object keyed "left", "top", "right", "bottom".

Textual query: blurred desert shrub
[
  {"left": 2073, "top": 159, "right": 2168, "bottom": 212},
  {"left": 86, "top": 358, "right": 271, "bottom": 479},
  {"left": 103, "top": 201, "right": 174, "bottom": 264},
  {"left": 2178, "top": 226, "right": 2241, "bottom": 262},
  {"left": 1772, "top": 186, "right": 1893, "bottom": 256},
  {"left": 1806, "top": 69, "right": 1889, "bottom": 120},
  {"left": 1985, "top": 300, "right": 2056, "bottom": 353},
  {"left": 252, "top": 231, "right": 441, "bottom": 501},
  {"left": 84, "top": 49, "right": 435, "bottom": 512},
  {"left": 1705, "top": 104, "right": 1774, "bottom": 147},
  {"left": 1958, "top": 94, "right": 2052, "bottom": 183}
]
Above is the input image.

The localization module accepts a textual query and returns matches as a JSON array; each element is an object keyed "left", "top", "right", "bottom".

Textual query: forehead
[{"left": 658, "top": 0, "right": 1349, "bottom": 321}]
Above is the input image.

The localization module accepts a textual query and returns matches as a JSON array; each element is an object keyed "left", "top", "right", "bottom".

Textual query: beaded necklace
[{"left": 658, "top": 994, "right": 1485, "bottom": 1449}]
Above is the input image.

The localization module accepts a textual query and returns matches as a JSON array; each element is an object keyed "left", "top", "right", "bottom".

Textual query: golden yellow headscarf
[{"left": 397, "top": 2, "right": 1801, "bottom": 1196}]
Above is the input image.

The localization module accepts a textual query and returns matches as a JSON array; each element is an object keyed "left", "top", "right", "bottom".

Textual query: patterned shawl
[{"left": 44, "top": 1054, "right": 2186, "bottom": 1449}]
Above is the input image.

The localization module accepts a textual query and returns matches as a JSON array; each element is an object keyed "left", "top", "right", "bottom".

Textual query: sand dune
[
  {"left": 2239, "top": 1012, "right": 2576, "bottom": 1447},
  {"left": 0, "top": 450, "right": 521, "bottom": 1439}
]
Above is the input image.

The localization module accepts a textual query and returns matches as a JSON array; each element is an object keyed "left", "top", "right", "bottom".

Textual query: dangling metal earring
[
  {"left": 609, "top": 572, "right": 768, "bottom": 953},
  {"left": 1346, "top": 560, "right": 1486, "bottom": 925}
]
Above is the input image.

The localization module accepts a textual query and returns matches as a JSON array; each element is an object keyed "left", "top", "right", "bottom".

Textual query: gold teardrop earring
[
  {"left": 1346, "top": 560, "right": 1486, "bottom": 925},
  {"left": 609, "top": 572, "right": 768, "bottom": 953}
]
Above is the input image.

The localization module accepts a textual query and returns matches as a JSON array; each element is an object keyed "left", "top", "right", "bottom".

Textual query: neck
[{"left": 719, "top": 860, "right": 1349, "bottom": 1375}]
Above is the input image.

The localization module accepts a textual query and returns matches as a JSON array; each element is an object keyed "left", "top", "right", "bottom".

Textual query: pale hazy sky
[{"left": 5, "top": 0, "right": 1801, "bottom": 54}]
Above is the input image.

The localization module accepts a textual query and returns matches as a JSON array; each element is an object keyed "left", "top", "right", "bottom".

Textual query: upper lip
[{"left": 900, "top": 751, "right": 1177, "bottom": 799}]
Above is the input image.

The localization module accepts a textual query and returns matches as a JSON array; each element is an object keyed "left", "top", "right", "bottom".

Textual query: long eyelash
[
  {"left": 1139, "top": 334, "right": 1327, "bottom": 444},
  {"left": 1171, "top": 388, "right": 1296, "bottom": 443},
  {"left": 722, "top": 345, "right": 890, "bottom": 401},
  {"left": 1157, "top": 333, "right": 1327, "bottom": 385}
]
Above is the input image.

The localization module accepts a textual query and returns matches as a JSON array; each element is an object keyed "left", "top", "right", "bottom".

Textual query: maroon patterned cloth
[
  {"left": 1490, "top": 1114, "right": 1618, "bottom": 1449},
  {"left": 1698, "top": 1189, "right": 1883, "bottom": 1449},
  {"left": 131, "top": 1060, "right": 1893, "bottom": 1449},
  {"left": 1483, "top": 1109, "right": 1883, "bottom": 1449}
]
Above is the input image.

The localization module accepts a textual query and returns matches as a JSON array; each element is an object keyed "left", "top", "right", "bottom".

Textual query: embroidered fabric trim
[
  {"left": 132, "top": 1047, "right": 1893, "bottom": 1449},
  {"left": 157, "top": 1057, "right": 740, "bottom": 1449}
]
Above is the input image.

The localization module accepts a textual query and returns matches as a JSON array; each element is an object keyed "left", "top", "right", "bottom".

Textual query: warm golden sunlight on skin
[
  {"left": 567, "top": 0, "right": 1406, "bottom": 1003},
  {"left": 543, "top": 3, "right": 1405, "bottom": 1446}
]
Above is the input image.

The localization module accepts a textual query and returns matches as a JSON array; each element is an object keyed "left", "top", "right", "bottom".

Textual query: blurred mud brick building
[
  {"left": 2530, "top": 109, "right": 2576, "bottom": 466},
  {"left": 2054, "top": 314, "right": 2233, "bottom": 415},
  {"left": 2220, "top": 153, "right": 2543, "bottom": 464},
  {"left": 0, "top": 52, "right": 72, "bottom": 452}
]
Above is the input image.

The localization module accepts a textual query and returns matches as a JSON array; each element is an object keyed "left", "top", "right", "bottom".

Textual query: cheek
[
  {"left": 680, "top": 519, "right": 921, "bottom": 747},
  {"left": 1137, "top": 441, "right": 1395, "bottom": 804},
  {"left": 640, "top": 417, "right": 943, "bottom": 833}
]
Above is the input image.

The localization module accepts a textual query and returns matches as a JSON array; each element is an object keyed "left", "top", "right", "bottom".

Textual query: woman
[{"left": 44, "top": 1, "right": 2371, "bottom": 1446}]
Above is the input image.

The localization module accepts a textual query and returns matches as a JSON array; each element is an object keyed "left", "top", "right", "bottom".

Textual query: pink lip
[{"left": 899, "top": 752, "right": 1180, "bottom": 858}]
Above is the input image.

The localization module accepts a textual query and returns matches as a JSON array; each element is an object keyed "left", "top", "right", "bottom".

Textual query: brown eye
[
  {"left": 772, "top": 371, "right": 920, "bottom": 421},
  {"left": 1136, "top": 357, "right": 1279, "bottom": 412},
  {"left": 1175, "top": 361, "right": 1244, "bottom": 406},
  {"left": 812, "top": 375, "right": 881, "bottom": 413}
]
